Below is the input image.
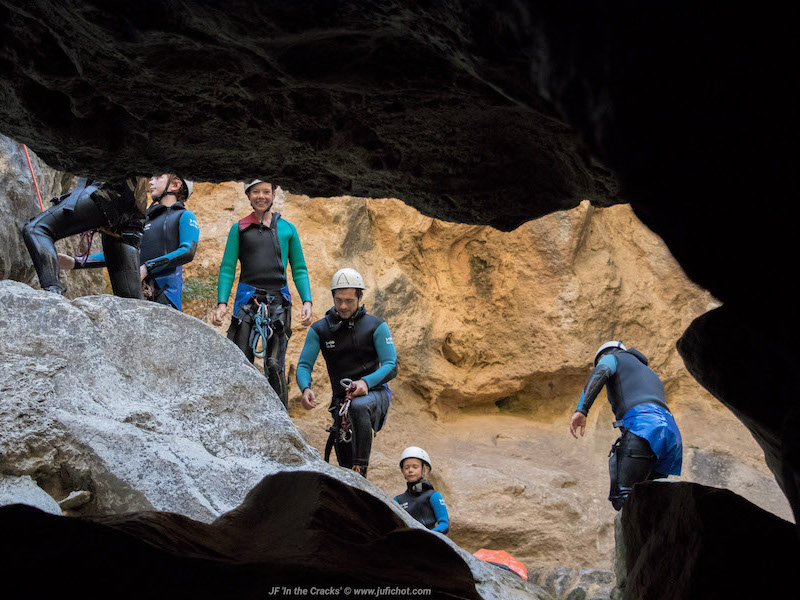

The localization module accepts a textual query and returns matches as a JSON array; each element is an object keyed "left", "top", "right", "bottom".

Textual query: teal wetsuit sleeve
[
  {"left": 285, "top": 222, "right": 312, "bottom": 303},
  {"left": 217, "top": 223, "right": 239, "bottom": 305},
  {"left": 576, "top": 355, "right": 617, "bottom": 415},
  {"left": 430, "top": 491, "right": 450, "bottom": 533},
  {"left": 144, "top": 210, "right": 200, "bottom": 275},
  {"left": 362, "top": 322, "right": 398, "bottom": 388},
  {"left": 296, "top": 327, "right": 321, "bottom": 391}
]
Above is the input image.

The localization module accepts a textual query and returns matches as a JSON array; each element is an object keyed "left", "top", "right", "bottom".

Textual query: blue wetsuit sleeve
[
  {"left": 144, "top": 210, "right": 200, "bottom": 275},
  {"left": 296, "top": 327, "right": 321, "bottom": 391},
  {"left": 576, "top": 355, "right": 617, "bottom": 415},
  {"left": 362, "top": 322, "right": 398, "bottom": 388},
  {"left": 430, "top": 491, "right": 450, "bottom": 533},
  {"left": 72, "top": 252, "right": 107, "bottom": 269}
]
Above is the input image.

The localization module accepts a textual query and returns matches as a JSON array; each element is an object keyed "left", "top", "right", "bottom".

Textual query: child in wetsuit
[{"left": 393, "top": 446, "right": 449, "bottom": 534}]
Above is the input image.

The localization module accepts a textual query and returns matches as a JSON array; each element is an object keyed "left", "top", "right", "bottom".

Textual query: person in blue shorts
[
  {"left": 57, "top": 174, "right": 198, "bottom": 310},
  {"left": 570, "top": 341, "right": 683, "bottom": 510},
  {"left": 394, "top": 446, "right": 449, "bottom": 534}
]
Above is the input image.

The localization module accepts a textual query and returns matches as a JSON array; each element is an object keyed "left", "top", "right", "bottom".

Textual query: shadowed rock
[
  {"left": 614, "top": 481, "right": 799, "bottom": 600},
  {"left": 0, "top": 471, "right": 482, "bottom": 599}
]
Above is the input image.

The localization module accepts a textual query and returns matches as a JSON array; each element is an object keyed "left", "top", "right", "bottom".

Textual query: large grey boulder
[
  {"left": 0, "top": 280, "right": 548, "bottom": 599},
  {"left": 0, "top": 134, "right": 103, "bottom": 297}
]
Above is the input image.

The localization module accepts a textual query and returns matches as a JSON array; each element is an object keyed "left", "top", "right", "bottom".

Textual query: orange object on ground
[{"left": 473, "top": 548, "right": 528, "bottom": 580}]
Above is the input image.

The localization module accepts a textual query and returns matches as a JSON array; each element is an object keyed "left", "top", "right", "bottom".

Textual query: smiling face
[
  {"left": 333, "top": 288, "right": 361, "bottom": 320},
  {"left": 401, "top": 458, "right": 425, "bottom": 482},
  {"left": 246, "top": 182, "right": 274, "bottom": 214}
]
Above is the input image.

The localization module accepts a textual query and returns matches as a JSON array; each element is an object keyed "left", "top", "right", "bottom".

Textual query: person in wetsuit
[
  {"left": 211, "top": 179, "right": 313, "bottom": 409},
  {"left": 570, "top": 341, "right": 683, "bottom": 510},
  {"left": 394, "top": 446, "right": 449, "bottom": 534},
  {"left": 57, "top": 174, "right": 198, "bottom": 310},
  {"left": 22, "top": 176, "right": 148, "bottom": 297},
  {"left": 296, "top": 268, "right": 397, "bottom": 478}
]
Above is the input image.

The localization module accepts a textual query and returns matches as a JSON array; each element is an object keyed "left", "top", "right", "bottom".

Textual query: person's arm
[
  {"left": 576, "top": 354, "right": 617, "bottom": 416},
  {"left": 430, "top": 491, "right": 450, "bottom": 533},
  {"left": 570, "top": 354, "right": 617, "bottom": 438},
  {"left": 70, "top": 252, "right": 107, "bottom": 269},
  {"left": 142, "top": 210, "right": 200, "bottom": 276},
  {"left": 297, "top": 328, "right": 322, "bottom": 410},
  {"left": 361, "top": 322, "right": 398, "bottom": 388},
  {"left": 296, "top": 328, "right": 321, "bottom": 392},
  {"left": 216, "top": 223, "right": 239, "bottom": 306},
  {"left": 285, "top": 223, "right": 312, "bottom": 304}
]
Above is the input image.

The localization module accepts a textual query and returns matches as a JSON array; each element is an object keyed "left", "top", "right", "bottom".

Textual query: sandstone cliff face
[{"left": 179, "top": 183, "right": 792, "bottom": 569}]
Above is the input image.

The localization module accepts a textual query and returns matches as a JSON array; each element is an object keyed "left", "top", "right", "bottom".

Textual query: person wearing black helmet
[
  {"left": 22, "top": 176, "right": 148, "bottom": 297},
  {"left": 296, "top": 268, "right": 397, "bottom": 478},
  {"left": 212, "top": 180, "right": 313, "bottom": 409},
  {"left": 394, "top": 446, "right": 450, "bottom": 534},
  {"left": 57, "top": 174, "right": 199, "bottom": 310},
  {"left": 570, "top": 341, "right": 683, "bottom": 510}
]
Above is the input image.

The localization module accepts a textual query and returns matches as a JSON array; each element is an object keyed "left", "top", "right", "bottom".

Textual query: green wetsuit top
[{"left": 217, "top": 212, "right": 312, "bottom": 305}]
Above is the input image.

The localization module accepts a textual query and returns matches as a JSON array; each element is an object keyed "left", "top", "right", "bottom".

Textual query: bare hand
[
  {"left": 570, "top": 412, "right": 587, "bottom": 439},
  {"left": 300, "top": 301, "right": 313, "bottom": 326},
  {"left": 350, "top": 379, "right": 369, "bottom": 397},
  {"left": 211, "top": 303, "right": 227, "bottom": 326},
  {"left": 57, "top": 253, "right": 76, "bottom": 270},
  {"left": 142, "top": 279, "right": 153, "bottom": 299},
  {"left": 302, "top": 388, "right": 317, "bottom": 410}
]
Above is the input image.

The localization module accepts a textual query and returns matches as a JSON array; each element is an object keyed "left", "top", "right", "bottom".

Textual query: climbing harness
[
  {"left": 249, "top": 298, "right": 274, "bottom": 359},
  {"left": 22, "top": 144, "right": 45, "bottom": 212},
  {"left": 323, "top": 378, "right": 357, "bottom": 463},
  {"left": 76, "top": 229, "right": 95, "bottom": 266},
  {"left": 338, "top": 378, "right": 355, "bottom": 442}
]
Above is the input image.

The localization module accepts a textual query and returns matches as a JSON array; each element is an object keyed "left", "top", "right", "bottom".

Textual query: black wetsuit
[
  {"left": 297, "top": 306, "right": 398, "bottom": 471},
  {"left": 578, "top": 348, "right": 683, "bottom": 510},
  {"left": 22, "top": 177, "right": 147, "bottom": 297},
  {"left": 394, "top": 479, "right": 450, "bottom": 534},
  {"left": 225, "top": 212, "right": 293, "bottom": 408}
]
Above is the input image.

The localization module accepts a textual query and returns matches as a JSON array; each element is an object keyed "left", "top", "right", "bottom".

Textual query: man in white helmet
[
  {"left": 56, "top": 174, "right": 198, "bottom": 310},
  {"left": 295, "top": 268, "right": 398, "bottom": 478},
  {"left": 212, "top": 179, "right": 313, "bottom": 409},
  {"left": 570, "top": 341, "right": 683, "bottom": 510}
]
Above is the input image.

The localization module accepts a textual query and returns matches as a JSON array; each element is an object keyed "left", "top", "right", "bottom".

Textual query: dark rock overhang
[
  {"left": 0, "top": 0, "right": 621, "bottom": 232},
  {"left": 2, "top": 0, "right": 799, "bottom": 534}
]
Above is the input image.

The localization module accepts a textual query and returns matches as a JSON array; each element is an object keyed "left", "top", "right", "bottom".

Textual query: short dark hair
[{"left": 331, "top": 288, "right": 363, "bottom": 300}]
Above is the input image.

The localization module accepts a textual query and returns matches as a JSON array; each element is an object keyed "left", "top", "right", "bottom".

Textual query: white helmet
[
  {"left": 244, "top": 179, "right": 272, "bottom": 195},
  {"left": 400, "top": 446, "right": 431, "bottom": 471},
  {"left": 180, "top": 178, "right": 193, "bottom": 199},
  {"left": 331, "top": 268, "right": 365, "bottom": 291},
  {"left": 594, "top": 340, "right": 626, "bottom": 365}
]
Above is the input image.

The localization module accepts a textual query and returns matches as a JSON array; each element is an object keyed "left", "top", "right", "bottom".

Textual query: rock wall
[
  {"left": 178, "top": 183, "right": 792, "bottom": 569},
  {"left": 0, "top": 133, "right": 103, "bottom": 297}
]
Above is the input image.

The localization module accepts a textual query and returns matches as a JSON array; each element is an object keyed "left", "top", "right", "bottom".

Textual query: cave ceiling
[
  {"left": 1, "top": 1, "right": 797, "bottom": 304},
  {"left": 0, "top": 0, "right": 620, "bottom": 233}
]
